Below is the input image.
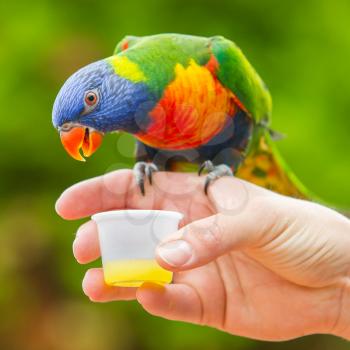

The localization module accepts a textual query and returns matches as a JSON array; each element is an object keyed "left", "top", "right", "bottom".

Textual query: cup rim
[{"left": 92, "top": 209, "right": 183, "bottom": 222}]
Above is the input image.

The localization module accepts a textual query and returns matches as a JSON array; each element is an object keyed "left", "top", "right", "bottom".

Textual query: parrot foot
[
  {"left": 198, "top": 161, "right": 233, "bottom": 195},
  {"left": 133, "top": 162, "right": 158, "bottom": 195}
]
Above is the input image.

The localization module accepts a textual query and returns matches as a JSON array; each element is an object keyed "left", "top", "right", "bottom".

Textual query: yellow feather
[{"left": 107, "top": 55, "right": 146, "bottom": 82}]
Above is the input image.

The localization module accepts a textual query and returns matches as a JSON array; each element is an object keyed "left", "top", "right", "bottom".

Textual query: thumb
[{"left": 156, "top": 187, "right": 278, "bottom": 271}]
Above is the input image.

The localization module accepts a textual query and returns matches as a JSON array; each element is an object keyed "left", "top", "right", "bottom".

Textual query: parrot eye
[
  {"left": 82, "top": 89, "right": 100, "bottom": 115},
  {"left": 84, "top": 91, "right": 98, "bottom": 106}
]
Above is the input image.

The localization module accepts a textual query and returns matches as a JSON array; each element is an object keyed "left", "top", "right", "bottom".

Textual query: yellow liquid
[{"left": 104, "top": 259, "right": 173, "bottom": 287}]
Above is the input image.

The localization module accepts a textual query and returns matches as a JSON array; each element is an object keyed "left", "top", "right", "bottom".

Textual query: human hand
[{"left": 56, "top": 170, "right": 350, "bottom": 341}]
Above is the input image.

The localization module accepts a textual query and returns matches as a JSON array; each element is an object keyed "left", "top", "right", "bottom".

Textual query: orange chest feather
[{"left": 135, "top": 59, "right": 236, "bottom": 150}]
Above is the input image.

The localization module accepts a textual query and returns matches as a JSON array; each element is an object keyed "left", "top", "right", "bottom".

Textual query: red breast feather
[{"left": 135, "top": 58, "right": 237, "bottom": 150}]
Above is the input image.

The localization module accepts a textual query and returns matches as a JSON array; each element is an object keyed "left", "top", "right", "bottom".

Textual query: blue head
[{"left": 52, "top": 59, "right": 152, "bottom": 161}]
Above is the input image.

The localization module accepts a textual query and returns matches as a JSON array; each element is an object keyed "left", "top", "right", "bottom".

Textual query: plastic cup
[{"left": 92, "top": 210, "right": 183, "bottom": 287}]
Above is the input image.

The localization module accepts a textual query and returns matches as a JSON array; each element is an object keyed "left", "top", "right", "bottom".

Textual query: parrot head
[{"left": 52, "top": 59, "right": 151, "bottom": 161}]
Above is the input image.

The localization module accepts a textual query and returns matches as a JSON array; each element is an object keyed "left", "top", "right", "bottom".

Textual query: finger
[
  {"left": 207, "top": 176, "right": 273, "bottom": 213},
  {"left": 55, "top": 170, "right": 199, "bottom": 220},
  {"left": 55, "top": 169, "right": 134, "bottom": 220},
  {"left": 156, "top": 182, "right": 281, "bottom": 271},
  {"left": 73, "top": 221, "right": 100, "bottom": 264},
  {"left": 82, "top": 268, "right": 137, "bottom": 302},
  {"left": 136, "top": 282, "right": 202, "bottom": 324}
]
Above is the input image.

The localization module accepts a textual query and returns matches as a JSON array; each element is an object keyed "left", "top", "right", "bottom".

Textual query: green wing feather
[{"left": 210, "top": 36, "right": 272, "bottom": 124}]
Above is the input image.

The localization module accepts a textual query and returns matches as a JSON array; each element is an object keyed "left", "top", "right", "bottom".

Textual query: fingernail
[
  {"left": 55, "top": 197, "right": 62, "bottom": 215},
  {"left": 157, "top": 240, "right": 192, "bottom": 266},
  {"left": 72, "top": 235, "right": 78, "bottom": 252},
  {"left": 72, "top": 228, "right": 82, "bottom": 256},
  {"left": 73, "top": 229, "right": 80, "bottom": 246},
  {"left": 75, "top": 227, "right": 82, "bottom": 239}
]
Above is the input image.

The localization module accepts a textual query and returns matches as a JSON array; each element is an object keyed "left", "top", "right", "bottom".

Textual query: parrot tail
[{"left": 236, "top": 125, "right": 310, "bottom": 199}]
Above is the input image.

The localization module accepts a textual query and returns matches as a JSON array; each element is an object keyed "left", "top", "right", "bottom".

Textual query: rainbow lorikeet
[{"left": 52, "top": 34, "right": 307, "bottom": 197}]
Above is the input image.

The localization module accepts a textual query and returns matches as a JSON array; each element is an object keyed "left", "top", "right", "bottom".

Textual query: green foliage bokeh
[{"left": 0, "top": 1, "right": 349, "bottom": 349}]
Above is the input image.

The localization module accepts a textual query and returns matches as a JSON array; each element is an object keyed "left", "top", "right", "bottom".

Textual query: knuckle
[{"left": 186, "top": 217, "right": 223, "bottom": 250}]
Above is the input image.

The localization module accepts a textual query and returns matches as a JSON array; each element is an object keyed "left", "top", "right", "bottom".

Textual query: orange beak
[{"left": 59, "top": 126, "right": 103, "bottom": 161}]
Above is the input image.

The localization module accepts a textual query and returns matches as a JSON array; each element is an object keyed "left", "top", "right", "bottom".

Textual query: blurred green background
[{"left": 0, "top": 0, "right": 349, "bottom": 349}]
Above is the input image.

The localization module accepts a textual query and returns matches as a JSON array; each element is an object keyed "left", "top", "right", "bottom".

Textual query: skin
[{"left": 55, "top": 170, "right": 350, "bottom": 341}]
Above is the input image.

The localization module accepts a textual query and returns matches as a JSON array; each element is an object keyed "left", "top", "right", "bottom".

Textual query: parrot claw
[
  {"left": 198, "top": 160, "right": 215, "bottom": 176},
  {"left": 198, "top": 161, "right": 233, "bottom": 195},
  {"left": 133, "top": 162, "right": 158, "bottom": 195}
]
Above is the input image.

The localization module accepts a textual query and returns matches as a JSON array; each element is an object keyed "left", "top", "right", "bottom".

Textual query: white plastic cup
[{"left": 92, "top": 210, "right": 183, "bottom": 287}]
